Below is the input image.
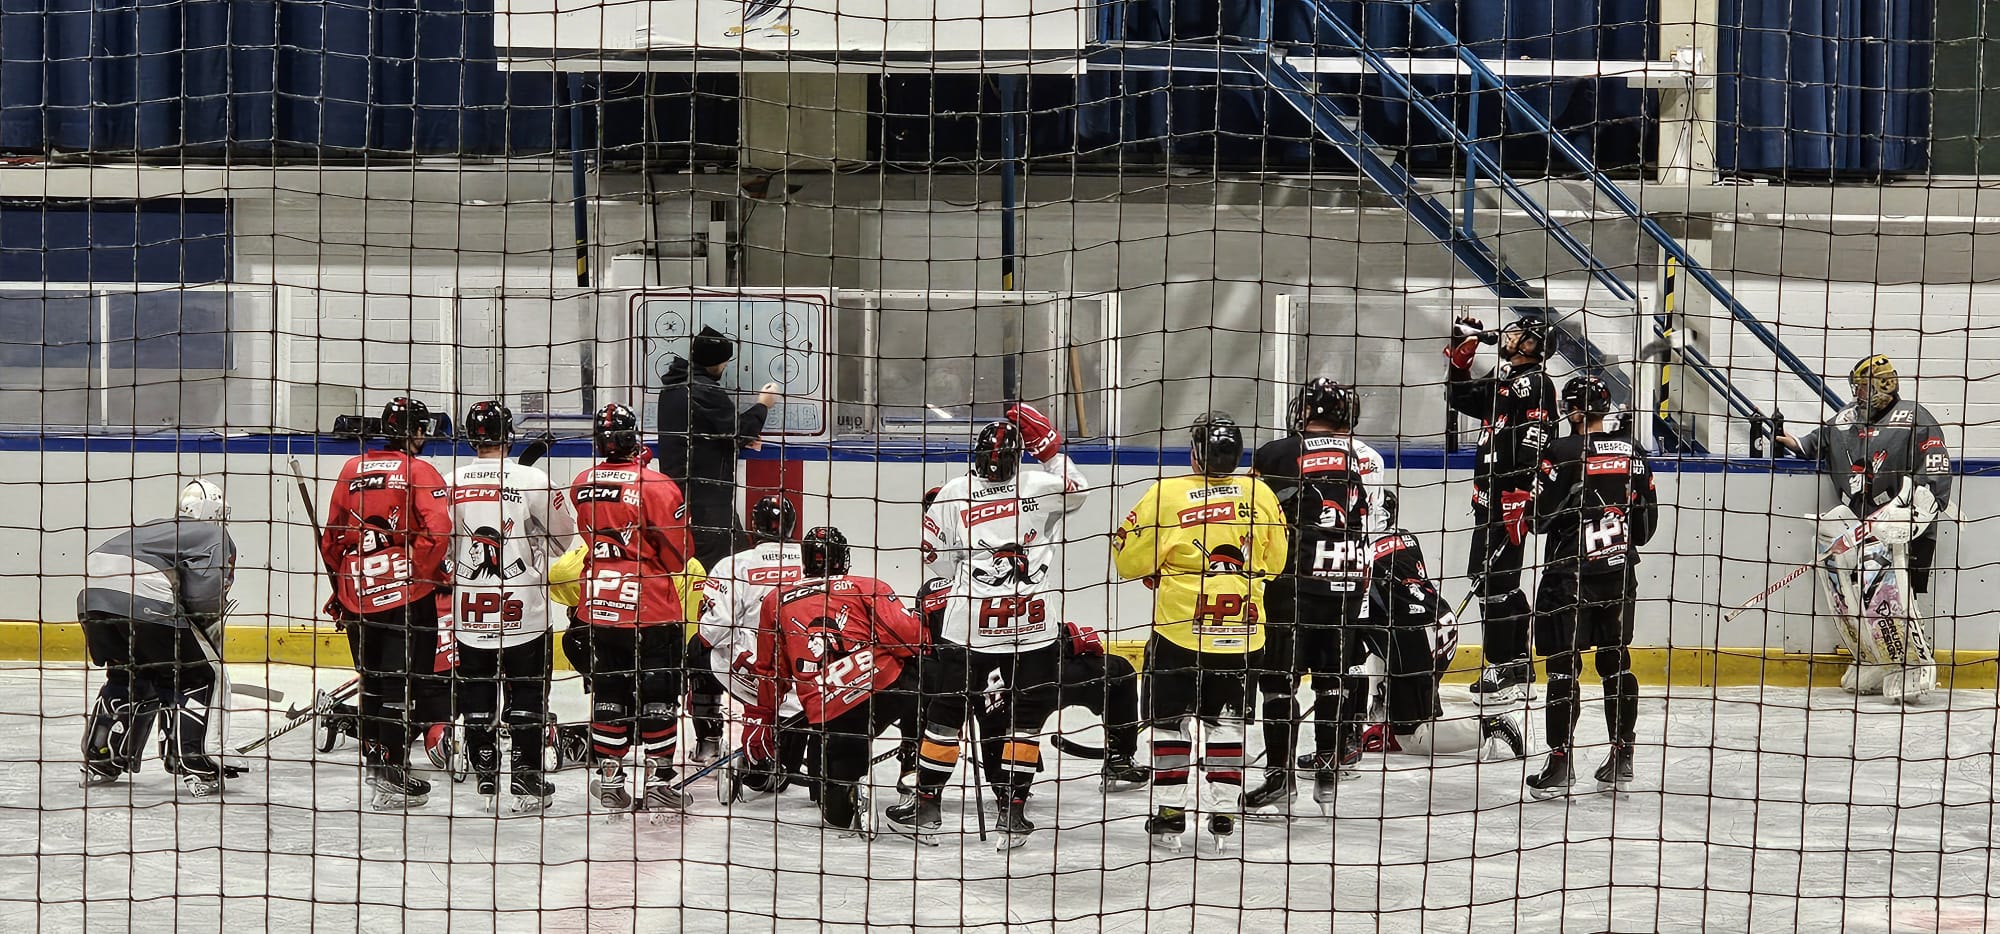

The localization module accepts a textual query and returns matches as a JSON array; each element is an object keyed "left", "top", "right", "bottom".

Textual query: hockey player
[
  {"left": 1353, "top": 490, "right": 1525, "bottom": 761},
  {"left": 78, "top": 479, "right": 239, "bottom": 795},
  {"left": 887, "top": 404, "right": 1089, "bottom": 847},
  {"left": 1243, "top": 378, "right": 1386, "bottom": 815},
  {"left": 571, "top": 402, "right": 696, "bottom": 813},
  {"left": 1774, "top": 355, "right": 1952, "bottom": 702},
  {"left": 1113, "top": 414, "right": 1287, "bottom": 850},
  {"left": 1444, "top": 316, "right": 1558, "bottom": 703},
  {"left": 321, "top": 397, "right": 452, "bottom": 808},
  {"left": 696, "top": 495, "right": 810, "bottom": 800},
  {"left": 1524, "top": 375, "right": 1658, "bottom": 798},
  {"left": 964, "top": 620, "right": 1148, "bottom": 798},
  {"left": 445, "top": 401, "right": 576, "bottom": 810},
  {"left": 754, "top": 527, "right": 928, "bottom": 835}
]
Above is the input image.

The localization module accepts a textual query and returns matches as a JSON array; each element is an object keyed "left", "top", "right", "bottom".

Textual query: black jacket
[{"left": 656, "top": 357, "right": 770, "bottom": 525}]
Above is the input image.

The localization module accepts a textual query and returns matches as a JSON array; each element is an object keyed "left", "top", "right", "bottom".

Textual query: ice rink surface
[{"left": 1, "top": 660, "right": 1996, "bottom": 934}]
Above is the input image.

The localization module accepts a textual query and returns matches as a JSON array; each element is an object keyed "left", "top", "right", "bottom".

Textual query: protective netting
[{"left": 1, "top": 1, "right": 1994, "bottom": 932}]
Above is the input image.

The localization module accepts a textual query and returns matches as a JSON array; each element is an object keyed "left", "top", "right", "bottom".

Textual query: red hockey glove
[
  {"left": 1064, "top": 621, "right": 1105, "bottom": 657},
  {"left": 637, "top": 445, "right": 655, "bottom": 468},
  {"left": 1006, "top": 403, "right": 1063, "bottom": 461},
  {"left": 1500, "top": 489, "right": 1533, "bottom": 546},
  {"left": 742, "top": 705, "right": 778, "bottom": 764},
  {"left": 1443, "top": 316, "right": 1485, "bottom": 369}
]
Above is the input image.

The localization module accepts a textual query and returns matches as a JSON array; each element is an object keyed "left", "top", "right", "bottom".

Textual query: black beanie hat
[{"left": 691, "top": 325, "right": 734, "bottom": 368}]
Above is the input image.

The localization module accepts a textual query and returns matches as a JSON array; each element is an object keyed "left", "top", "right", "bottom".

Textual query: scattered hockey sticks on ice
[
  {"left": 1720, "top": 482, "right": 1912, "bottom": 626},
  {"left": 236, "top": 677, "right": 360, "bottom": 754}
]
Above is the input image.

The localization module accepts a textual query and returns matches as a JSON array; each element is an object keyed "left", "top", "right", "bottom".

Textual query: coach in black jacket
[{"left": 657, "top": 326, "right": 779, "bottom": 564}]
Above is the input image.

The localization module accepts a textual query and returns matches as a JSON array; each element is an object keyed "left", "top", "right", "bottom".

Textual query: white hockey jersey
[
  {"left": 697, "top": 541, "right": 806, "bottom": 716},
  {"left": 446, "top": 457, "right": 577, "bottom": 649},
  {"left": 922, "top": 453, "right": 1089, "bottom": 650}
]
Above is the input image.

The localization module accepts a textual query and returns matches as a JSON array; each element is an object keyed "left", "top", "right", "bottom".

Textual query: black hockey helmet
[
  {"left": 972, "top": 420, "right": 1023, "bottom": 482},
  {"left": 464, "top": 400, "right": 514, "bottom": 446},
  {"left": 1190, "top": 412, "right": 1245, "bottom": 476},
  {"left": 1380, "top": 488, "right": 1399, "bottom": 528},
  {"left": 381, "top": 396, "right": 434, "bottom": 450},
  {"left": 1500, "top": 316, "right": 1549, "bottom": 360},
  {"left": 1561, "top": 374, "right": 1614, "bottom": 418},
  {"left": 1293, "top": 378, "right": 1361, "bottom": 432},
  {"left": 750, "top": 495, "right": 799, "bottom": 542},
  {"left": 593, "top": 403, "right": 644, "bottom": 461},
  {"left": 801, "top": 526, "right": 850, "bottom": 578},
  {"left": 922, "top": 486, "right": 943, "bottom": 511}
]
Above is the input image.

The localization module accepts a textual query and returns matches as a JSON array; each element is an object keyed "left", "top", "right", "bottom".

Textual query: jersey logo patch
[
  {"left": 1177, "top": 502, "right": 1238, "bottom": 527},
  {"left": 1584, "top": 455, "right": 1631, "bottom": 476},
  {"left": 964, "top": 500, "right": 1019, "bottom": 527},
  {"left": 1299, "top": 451, "right": 1350, "bottom": 473},
  {"left": 746, "top": 565, "right": 804, "bottom": 586},
  {"left": 361, "top": 459, "right": 402, "bottom": 472},
  {"left": 1923, "top": 437, "right": 1946, "bottom": 451}
]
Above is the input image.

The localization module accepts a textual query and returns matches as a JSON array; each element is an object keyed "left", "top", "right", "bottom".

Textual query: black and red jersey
[{"left": 1532, "top": 432, "right": 1659, "bottom": 576}]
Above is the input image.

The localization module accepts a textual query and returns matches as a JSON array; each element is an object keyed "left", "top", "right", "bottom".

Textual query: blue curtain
[
  {"left": 1717, "top": 0, "right": 1931, "bottom": 177},
  {"left": 0, "top": 0, "right": 731, "bottom": 157}
]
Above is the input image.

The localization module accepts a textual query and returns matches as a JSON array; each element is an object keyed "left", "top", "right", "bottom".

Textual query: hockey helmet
[
  {"left": 1189, "top": 412, "right": 1245, "bottom": 476},
  {"left": 972, "top": 420, "right": 1024, "bottom": 483},
  {"left": 177, "top": 478, "right": 229, "bottom": 521},
  {"left": 802, "top": 526, "right": 851, "bottom": 578},
  {"left": 1849, "top": 355, "right": 1900, "bottom": 413},
  {"left": 922, "top": 486, "right": 944, "bottom": 511},
  {"left": 1500, "top": 317, "right": 1549, "bottom": 360},
  {"left": 592, "top": 403, "right": 644, "bottom": 461},
  {"left": 381, "top": 396, "right": 434, "bottom": 449},
  {"left": 750, "top": 495, "right": 799, "bottom": 542},
  {"left": 464, "top": 400, "right": 514, "bottom": 446},
  {"left": 1292, "top": 377, "right": 1361, "bottom": 432},
  {"left": 1561, "top": 374, "right": 1614, "bottom": 418}
]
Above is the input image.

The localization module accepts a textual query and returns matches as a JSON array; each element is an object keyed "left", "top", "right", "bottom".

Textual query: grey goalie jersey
[
  {"left": 922, "top": 453, "right": 1089, "bottom": 650},
  {"left": 78, "top": 518, "right": 237, "bottom": 628}
]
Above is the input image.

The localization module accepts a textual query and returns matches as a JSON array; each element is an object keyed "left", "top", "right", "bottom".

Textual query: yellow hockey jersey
[
  {"left": 550, "top": 543, "right": 706, "bottom": 627},
  {"left": 1112, "top": 472, "right": 1288, "bottom": 653}
]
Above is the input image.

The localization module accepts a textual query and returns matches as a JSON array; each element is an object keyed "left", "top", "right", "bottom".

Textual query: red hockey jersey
[
  {"left": 320, "top": 449, "right": 451, "bottom": 615},
  {"left": 569, "top": 460, "right": 693, "bottom": 627},
  {"left": 755, "top": 575, "right": 927, "bottom": 724}
]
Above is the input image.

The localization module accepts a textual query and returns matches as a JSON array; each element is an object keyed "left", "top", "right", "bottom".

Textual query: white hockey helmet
[{"left": 178, "top": 478, "right": 229, "bottom": 521}]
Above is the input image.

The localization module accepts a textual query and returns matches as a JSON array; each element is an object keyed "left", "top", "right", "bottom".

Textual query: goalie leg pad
[
  {"left": 1396, "top": 718, "right": 1482, "bottom": 756},
  {"left": 84, "top": 684, "right": 159, "bottom": 774}
]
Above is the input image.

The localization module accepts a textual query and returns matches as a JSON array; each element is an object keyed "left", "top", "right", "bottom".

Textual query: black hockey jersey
[
  {"left": 1447, "top": 360, "right": 1558, "bottom": 493},
  {"left": 1251, "top": 432, "right": 1386, "bottom": 595},
  {"left": 1532, "top": 432, "right": 1659, "bottom": 577}
]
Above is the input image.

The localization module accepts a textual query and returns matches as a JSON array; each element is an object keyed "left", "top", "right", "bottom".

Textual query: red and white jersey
[
  {"left": 320, "top": 449, "right": 450, "bottom": 615},
  {"left": 755, "top": 575, "right": 927, "bottom": 724},
  {"left": 922, "top": 454, "right": 1089, "bottom": 650},
  {"left": 569, "top": 459, "right": 693, "bottom": 627},
  {"left": 697, "top": 540, "right": 806, "bottom": 715},
  {"left": 445, "top": 457, "right": 577, "bottom": 649}
]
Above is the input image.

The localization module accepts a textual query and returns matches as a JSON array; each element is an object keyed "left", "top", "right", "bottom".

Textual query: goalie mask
[
  {"left": 1849, "top": 355, "right": 1900, "bottom": 417},
  {"left": 177, "top": 478, "right": 229, "bottom": 521}
]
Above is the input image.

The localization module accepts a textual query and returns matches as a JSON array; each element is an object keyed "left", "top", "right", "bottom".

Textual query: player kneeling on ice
[
  {"left": 1346, "top": 490, "right": 1524, "bottom": 766},
  {"left": 753, "top": 527, "right": 928, "bottom": 836},
  {"left": 1523, "top": 376, "right": 1658, "bottom": 798},
  {"left": 696, "top": 495, "right": 812, "bottom": 802},
  {"left": 571, "top": 403, "right": 697, "bottom": 814},
  {"left": 1773, "top": 355, "right": 1951, "bottom": 704},
  {"left": 446, "top": 401, "right": 576, "bottom": 811},
  {"left": 78, "top": 479, "right": 240, "bottom": 796},
  {"left": 1113, "top": 414, "right": 1287, "bottom": 850}
]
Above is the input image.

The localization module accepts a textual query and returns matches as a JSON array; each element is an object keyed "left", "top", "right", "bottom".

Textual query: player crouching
[
  {"left": 1113, "top": 414, "right": 1287, "bottom": 851},
  {"left": 756, "top": 527, "right": 928, "bottom": 837},
  {"left": 78, "top": 479, "right": 240, "bottom": 796},
  {"left": 697, "top": 495, "right": 811, "bottom": 803}
]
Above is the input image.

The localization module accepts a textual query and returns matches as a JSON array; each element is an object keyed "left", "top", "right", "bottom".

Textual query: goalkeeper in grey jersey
[{"left": 77, "top": 479, "right": 239, "bottom": 796}]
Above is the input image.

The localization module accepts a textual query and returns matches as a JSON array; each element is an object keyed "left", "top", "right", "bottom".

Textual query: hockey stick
[
  {"left": 287, "top": 456, "right": 341, "bottom": 603},
  {"left": 966, "top": 714, "right": 988, "bottom": 842},
  {"left": 1721, "top": 488, "right": 1910, "bottom": 626},
  {"left": 672, "top": 712, "right": 811, "bottom": 792},
  {"left": 236, "top": 678, "right": 360, "bottom": 753},
  {"left": 1052, "top": 735, "right": 1108, "bottom": 760},
  {"left": 517, "top": 431, "right": 557, "bottom": 467}
]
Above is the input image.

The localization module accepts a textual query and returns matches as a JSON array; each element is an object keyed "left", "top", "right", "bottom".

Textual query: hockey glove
[
  {"left": 1064, "top": 621, "right": 1106, "bottom": 658},
  {"left": 1006, "top": 403, "right": 1063, "bottom": 461},
  {"left": 742, "top": 705, "right": 778, "bottom": 764},
  {"left": 1444, "top": 317, "right": 1484, "bottom": 370},
  {"left": 1500, "top": 489, "right": 1533, "bottom": 547}
]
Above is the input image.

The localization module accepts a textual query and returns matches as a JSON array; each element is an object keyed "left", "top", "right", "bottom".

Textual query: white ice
[{"left": 1, "top": 661, "right": 1996, "bottom": 933}]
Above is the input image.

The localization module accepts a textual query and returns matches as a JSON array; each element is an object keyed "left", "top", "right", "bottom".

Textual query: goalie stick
[{"left": 1720, "top": 483, "right": 1913, "bottom": 626}]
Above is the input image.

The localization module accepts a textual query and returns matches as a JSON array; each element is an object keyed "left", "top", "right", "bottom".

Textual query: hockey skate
[
  {"left": 1206, "top": 813, "right": 1236, "bottom": 853},
  {"left": 1468, "top": 662, "right": 1535, "bottom": 706},
  {"left": 1525, "top": 750, "right": 1574, "bottom": 800},
  {"left": 1594, "top": 743, "right": 1634, "bottom": 794},
  {"left": 883, "top": 791, "right": 943, "bottom": 846},
  {"left": 509, "top": 771, "right": 556, "bottom": 813},
  {"left": 169, "top": 755, "right": 226, "bottom": 798},
  {"left": 422, "top": 723, "right": 469, "bottom": 783},
  {"left": 366, "top": 764, "right": 432, "bottom": 810},
  {"left": 1146, "top": 806, "right": 1187, "bottom": 852},
  {"left": 1310, "top": 745, "right": 1362, "bottom": 811},
  {"left": 1240, "top": 769, "right": 1297, "bottom": 821},
  {"left": 1481, "top": 714, "right": 1527, "bottom": 760},
  {"left": 79, "top": 759, "right": 126, "bottom": 786},
  {"left": 1100, "top": 753, "right": 1150, "bottom": 792},
  {"left": 1882, "top": 664, "right": 1937, "bottom": 705},
  {"left": 470, "top": 739, "right": 502, "bottom": 809},
  {"left": 993, "top": 796, "right": 1035, "bottom": 851},
  {"left": 590, "top": 759, "right": 635, "bottom": 813},
  {"left": 691, "top": 737, "right": 724, "bottom": 766},
  {"left": 318, "top": 698, "right": 359, "bottom": 753},
  {"left": 641, "top": 757, "right": 688, "bottom": 823},
  {"left": 555, "top": 723, "right": 591, "bottom": 769}
]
